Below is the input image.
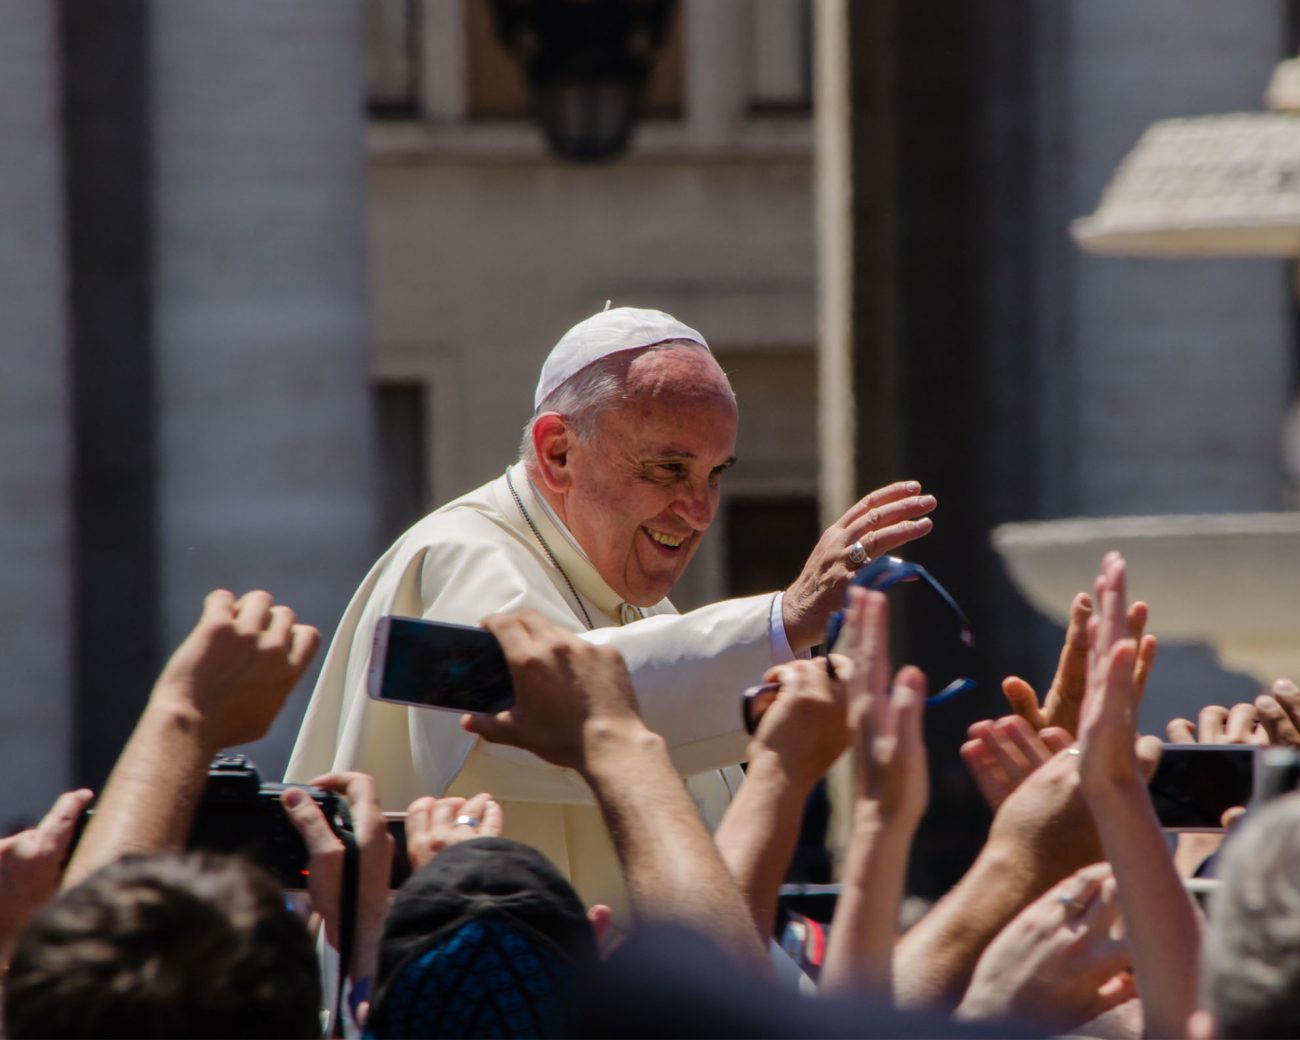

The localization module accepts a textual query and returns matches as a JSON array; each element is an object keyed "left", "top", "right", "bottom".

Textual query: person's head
[
  {"left": 367, "top": 837, "right": 597, "bottom": 1038},
  {"left": 521, "top": 306, "right": 738, "bottom": 606},
  {"left": 4, "top": 852, "right": 321, "bottom": 1039},
  {"left": 1194, "top": 791, "right": 1300, "bottom": 1039}
]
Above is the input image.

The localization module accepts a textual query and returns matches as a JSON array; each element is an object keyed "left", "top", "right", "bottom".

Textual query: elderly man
[{"left": 287, "top": 306, "right": 935, "bottom": 915}]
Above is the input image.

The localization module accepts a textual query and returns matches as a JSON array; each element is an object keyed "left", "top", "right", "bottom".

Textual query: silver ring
[
  {"left": 847, "top": 541, "right": 868, "bottom": 566},
  {"left": 1059, "top": 894, "right": 1086, "bottom": 913},
  {"left": 453, "top": 814, "right": 481, "bottom": 828}
]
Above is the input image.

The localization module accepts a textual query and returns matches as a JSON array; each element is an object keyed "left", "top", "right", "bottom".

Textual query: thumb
[
  {"left": 1135, "top": 735, "right": 1164, "bottom": 782},
  {"left": 460, "top": 710, "right": 518, "bottom": 747},
  {"left": 1001, "top": 676, "right": 1046, "bottom": 730}
]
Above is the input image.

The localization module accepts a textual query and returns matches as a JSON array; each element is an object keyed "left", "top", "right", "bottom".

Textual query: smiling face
[{"left": 536, "top": 346, "right": 738, "bottom": 606}]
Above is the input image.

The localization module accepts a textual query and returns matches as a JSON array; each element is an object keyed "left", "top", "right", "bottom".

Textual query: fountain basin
[{"left": 993, "top": 513, "right": 1300, "bottom": 685}]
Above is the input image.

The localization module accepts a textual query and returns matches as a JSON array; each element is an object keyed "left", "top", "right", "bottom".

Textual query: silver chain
[{"left": 505, "top": 469, "right": 595, "bottom": 631}]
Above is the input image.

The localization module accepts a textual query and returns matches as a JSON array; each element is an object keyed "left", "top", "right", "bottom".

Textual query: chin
[
  {"left": 625, "top": 577, "right": 678, "bottom": 607},
  {"left": 625, "top": 589, "right": 670, "bottom": 608}
]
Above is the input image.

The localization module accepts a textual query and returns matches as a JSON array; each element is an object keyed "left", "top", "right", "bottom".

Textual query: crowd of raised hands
[{"left": 1, "top": 554, "right": 1297, "bottom": 1037}]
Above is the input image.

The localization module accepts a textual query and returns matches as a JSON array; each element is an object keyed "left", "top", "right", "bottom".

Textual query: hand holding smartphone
[
  {"left": 1147, "top": 744, "right": 1261, "bottom": 831},
  {"left": 367, "top": 616, "right": 515, "bottom": 715}
]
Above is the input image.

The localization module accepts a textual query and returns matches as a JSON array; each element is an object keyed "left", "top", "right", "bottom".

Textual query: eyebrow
[
  {"left": 643, "top": 451, "right": 738, "bottom": 473},
  {"left": 649, "top": 451, "right": 736, "bottom": 466}
]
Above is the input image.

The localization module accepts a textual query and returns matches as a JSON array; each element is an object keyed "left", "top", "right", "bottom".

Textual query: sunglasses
[
  {"left": 825, "top": 554, "right": 975, "bottom": 704},
  {"left": 742, "top": 555, "right": 976, "bottom": 735}
]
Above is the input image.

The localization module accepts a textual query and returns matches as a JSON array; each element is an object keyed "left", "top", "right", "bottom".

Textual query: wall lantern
[{"left": 489, "top": 0, "right": 676, "bottom": 162}]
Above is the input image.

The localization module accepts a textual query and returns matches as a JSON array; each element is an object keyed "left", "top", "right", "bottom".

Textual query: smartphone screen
[
  {"left": 1147, "top": 744, "right": 1260, "bottom": 831},
  {"left": 367, "top": 616, "right": 514, "bottom": 715}
]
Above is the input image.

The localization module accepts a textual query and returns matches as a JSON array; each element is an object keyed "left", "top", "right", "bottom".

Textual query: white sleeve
[{"left": 580, "top": 593, "right": 776, "bottom": 776}]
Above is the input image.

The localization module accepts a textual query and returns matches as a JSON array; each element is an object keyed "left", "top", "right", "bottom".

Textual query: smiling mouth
[{"left": 644, "top": 527, "right": 687, "bottom": 550}]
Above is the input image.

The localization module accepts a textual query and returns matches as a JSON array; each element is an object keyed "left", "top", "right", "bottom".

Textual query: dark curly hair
[{"left": 4, "top": 852, "right": 321, "bottom": 1038}]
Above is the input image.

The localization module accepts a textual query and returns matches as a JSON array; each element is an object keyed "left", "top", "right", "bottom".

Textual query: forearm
[
  {"left": 892, "top": 842, "right": 1039, "bottom": 1011},
  {"left": 712, "top": 748, "right": 812, "bottom": 942},
  {"left": 820, "top": 806, "right": 916, "bottom": 997},
  {"left": 64, "top": 698, "right": 216, "bottom": 888},
  {"left": 581, "top": 725, "right": 769, "bottom": 972},
  {"left": 1087, "top": 781, "right": 1200, "bottom": 1038}
]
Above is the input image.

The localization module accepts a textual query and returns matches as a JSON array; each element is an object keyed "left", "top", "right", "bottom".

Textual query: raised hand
[
  {"left": 0, "top": 789, "right": 94, "bottom": 966},
  {"left": 781, "top": 481, "right": 936, "bottom": 653},
  {"left": 960, "top": 715, "right": 1073, "bottom": 810},
  {"left": 1253, "top": 678, "right": 1300, "bottom": 747},
  {"left": 956, "top": 863, "right": 1135, "bottom": 1032},
  {"left": 1074, "top": 551, "right": 1200, "bottom": 1040},
  {"left": 1076, "top": 554, "right": 1150, "bottom": 788},
  {"left": 1002, "top": 591, "right": 1156, "bottom": 737},
  {"left": 463, "top": 610, "right": 644, "bottom": 772},
  {"left": 281, "top": 771, "right": 394, "bottom": 985},
  {"left": 819, "top": 588, "right": 928, "bottom": 998},
  {"left": 152, "top": 589, "right": 320, "bottom": 750},
  {"left": 65, "top": 589, "right": 320, "bottom": 889}
]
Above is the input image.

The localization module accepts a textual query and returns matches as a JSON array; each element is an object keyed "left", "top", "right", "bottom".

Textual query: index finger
[
  {"left": 308, "top": 771, "right": 385, "bottom": 833},
  {"left": 288, "top": 624, "right": 321, "bottom": 672},
  {"left": 309, "top": 770, "right": 380, "bottom": 801},
  {"left": 845, "top": 481, "right": 924, "bottom": 523},
  {"left": 200, "top": 588, "right": 237, "bottom": 625},
  {"left": 280, "top": 787, "right": 342, "bottom": 854}
]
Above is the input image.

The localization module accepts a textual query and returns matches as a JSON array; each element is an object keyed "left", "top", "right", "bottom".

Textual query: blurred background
[{"left": 2, "top": 0, "right": 1296, "bottom": 897}]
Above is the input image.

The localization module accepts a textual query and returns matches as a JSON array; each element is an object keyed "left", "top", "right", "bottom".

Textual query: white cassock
[{"left": 287, "top": 462, "right": 796, "bottom": 919}]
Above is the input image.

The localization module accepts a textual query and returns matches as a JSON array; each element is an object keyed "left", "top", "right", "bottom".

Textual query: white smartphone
[
  {"left": 367, "top": 615, "right": 514, "bottom": 716},
  {"left": 1147, "top": 744, "right": 1262, "bottom": 831}
]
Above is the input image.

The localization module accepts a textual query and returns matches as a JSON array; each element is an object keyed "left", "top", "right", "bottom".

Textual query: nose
[{"left": 673, "top": 481, "right": 717, "bottom": 531}]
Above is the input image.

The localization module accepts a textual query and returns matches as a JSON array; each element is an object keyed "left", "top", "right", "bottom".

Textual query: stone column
[
  {"left": 151, "top": 2, "right": 378, "bottom": 773},
  {"left": 0, "top": 1, "right": 74, "bottom": 824}
]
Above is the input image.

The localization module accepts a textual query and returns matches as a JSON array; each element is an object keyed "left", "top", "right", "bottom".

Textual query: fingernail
[
  {"left": 1275, "top": 679, "right": 1298, "bottom": 695},
  {"left": 907, "top": 482, "right": 920, "bottom": 493},
  {"left": 283, "top": 788, "right": 304, "bottom": 808}
]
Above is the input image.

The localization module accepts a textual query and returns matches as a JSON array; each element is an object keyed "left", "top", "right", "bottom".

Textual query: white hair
[
  {"left": 518, "top": 340, "right": 715, "bottom": 465},
  {"left": 1203, "top": 789, "right": 1300, "bottom": 1038}
]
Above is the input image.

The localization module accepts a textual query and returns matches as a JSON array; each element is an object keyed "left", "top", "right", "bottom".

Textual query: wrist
[
  {"left": 969, "top": 837, "right": 1044, "bottom": 898},
  {"left": 779, "top": 597, "right": 817, "bottom": 655},
  {"left": 850, "top": 799, "right": 922, "bottom": 839},
  {"left": 139, "top": 696, "right": 221, "bottom": 757},
  {"left": 580, "top": 720, "right": 666, "bottom": 781},
  {"left": 744, "top": 741, "right": 826, "bottom": 796},
  {"left": 1078, "top": 768, "right": 1148, "bottom": 806}
]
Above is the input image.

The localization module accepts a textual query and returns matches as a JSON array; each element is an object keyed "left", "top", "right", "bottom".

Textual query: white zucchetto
[{"left": 533, "top": 305, "right": 709, "bottom": 409}]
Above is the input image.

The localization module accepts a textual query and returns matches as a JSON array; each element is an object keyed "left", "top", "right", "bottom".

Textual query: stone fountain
[{"left": 995, "top": 58, "right": 1300, "bottom": 695}]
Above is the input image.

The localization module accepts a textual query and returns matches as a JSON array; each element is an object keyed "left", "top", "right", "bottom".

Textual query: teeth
[{"left": 646, "top": 528, "right": 685, "bottom": 548}]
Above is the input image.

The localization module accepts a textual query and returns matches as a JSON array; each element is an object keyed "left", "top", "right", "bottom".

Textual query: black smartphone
[
  {"left": 367, "top": 615, "right": 514, "bottom": 715},
  {"left": 1147, "top": 744, "right": 1262, "bottom": 831}
]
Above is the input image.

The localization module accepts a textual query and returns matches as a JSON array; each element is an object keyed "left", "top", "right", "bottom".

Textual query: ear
[{"left": 531, "top": 413, "right": 574, "bottom": 493}]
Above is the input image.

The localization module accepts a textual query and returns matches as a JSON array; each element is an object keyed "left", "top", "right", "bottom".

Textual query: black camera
[
  {"left": 189, "top": 754, "right": 353, "bottom": 889},
  {"left": 71, "top": 755, "right": 353, "bottom": 889}
]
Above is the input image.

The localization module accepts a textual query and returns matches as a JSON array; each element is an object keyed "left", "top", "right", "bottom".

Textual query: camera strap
[{"left": 333, "top": 829, "right": 360, "bottom": 1038}]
